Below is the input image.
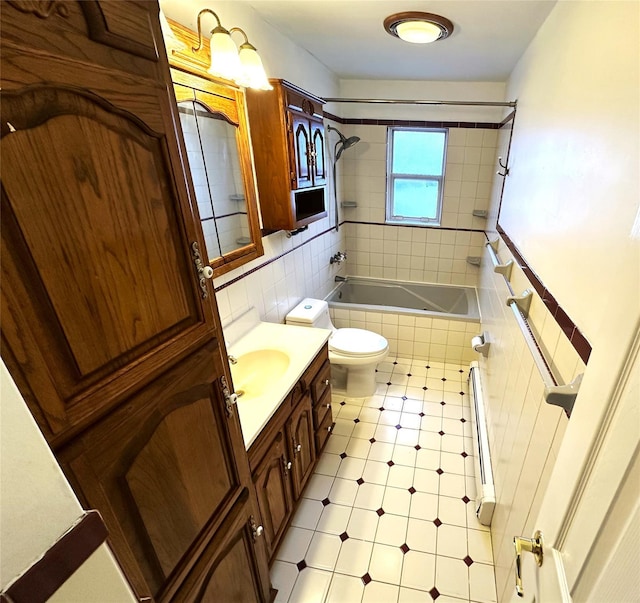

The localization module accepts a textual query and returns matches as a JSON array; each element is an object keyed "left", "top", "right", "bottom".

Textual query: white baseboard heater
[{"left": 468, "top": 361, "right": 495, "bottom": 526}]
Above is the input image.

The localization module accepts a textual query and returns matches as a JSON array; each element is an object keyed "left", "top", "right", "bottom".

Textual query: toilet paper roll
[{"left": 471, "top": 336, "right": 484, "bottom": 352}]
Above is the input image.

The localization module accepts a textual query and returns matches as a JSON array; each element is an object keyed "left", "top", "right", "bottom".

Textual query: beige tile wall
[{"left": 477, "top": 238, "right": 586, "bottom": 602}]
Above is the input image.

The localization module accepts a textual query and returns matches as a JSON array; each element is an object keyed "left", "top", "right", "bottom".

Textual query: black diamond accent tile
[
  {"left": 422, "top": 386, "right": 428, "bottom": 391},
  {"left": 386, "top": 381, "right": 392, "bottom": 386},
  {"left": 433, "top": 518, "right": 442, "bottom": 527},
  {"left": 393, "top": 361, "right": 398, "bottom": 365},
  {"left": 369, "top": 438, "right": 376, "bottom": 443},
  {"left": 436, "top": 468, "right": 444, "bottom": 475},
  {"left": 400, "top": 543, "right": 410, "bottom": 554},
  {"left": 357, "top": 478, "right": 365, "bottom": 485},
  {"left": 440, "top": 401, "right": 446, "bottom": 406},
  {"left": 414, "top": 445, "right": 421, "bottom": 450},
  {"left": 340, "top": 401, "right": 346, "bottom": 406},
  {"left": 395, "top": 424, "right": 402, "bottom": 430},
  {"left": 340, "top": 452, "right": 348, "bottom": 459},
  {"left": 297, "top": 560, "right": 307, "bottom": 571},
  {"left": 438, "top": 430, "right": 445, "bottom": 436},
  {"left": 462, "top": 495, "right": 471, "bottom": 504},
  {"left": 339, "top": 531, "right": 349, "bottom": 542},
  {"left": 408, "top": 486, "right": 416, "bottom": 494},
  {"left": 461, "top": 451, "right": 468, "bottom": 458},
  {"left": 387, "top": 460, "right": 395, "bottom": 467},
  {"left": 459, "top": 369, "right": 464, "bottom": 373},
  {"left": 441, "top": 377, "right": 447, "bottom": 382},
  {"left": 376, "top": 508, "right": 385, "bottom": 516},
  {"left": 406, "top": 373, "right": 412, "bottom": 377},
  {"left": 361, "top": 573, "right": 372, "bottom": 585},
  {"left": 321, "top": 498, "right": 331, "bottom": 506},
  {"left": 354, "top": 418, "right": 360, "bottom": 423},
  {"left": 426, "top": 365, "right": 431, "bottom": 369},
  {"left": 401, "top": 396, "right": 408, "bottom": 400},
  {"left": 463, "top": 555, "right": 474, "bottom": 567},
  {"left": 460, "top": 418, "right": 467, "bottom": 423},
  {"left": 419, "top": 412, "right": 425, "bottom": 417},
  {"left": 459, "top": 391, "right": 465, "bottom": 396},
  {"left": 429, "top": 587, "right": 440, "bottom": 600},
  {"left": 379, "top": 406, "right": 385, "bottom": 412}
]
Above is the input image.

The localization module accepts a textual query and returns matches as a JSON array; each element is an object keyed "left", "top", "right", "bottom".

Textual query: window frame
[{"left": 385, "top": 126, "right": 448, "bottom": 226}]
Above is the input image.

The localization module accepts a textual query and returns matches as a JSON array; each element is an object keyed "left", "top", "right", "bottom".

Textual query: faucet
[
  {"left": 330, "top": 251, "right": 347, "bottom": 264},
  {"left": 228, "top": 355, "right": 238, "bottom": 365},
  {"left": 334, "top": 275, "right": 347, "bottom": 282}
]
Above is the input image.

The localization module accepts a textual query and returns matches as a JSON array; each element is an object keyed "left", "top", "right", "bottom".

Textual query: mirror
[{"left": 168, "top": 33, "right": 263, "bottom": 278}]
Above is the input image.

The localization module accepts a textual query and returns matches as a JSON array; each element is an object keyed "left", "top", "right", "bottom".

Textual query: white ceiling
[{"left": 235, "top": 0, "right": 556, "bottom": 81}]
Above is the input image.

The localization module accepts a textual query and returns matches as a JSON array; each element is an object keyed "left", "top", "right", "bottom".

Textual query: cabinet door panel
[
  {"left": 291, "top": 111, "right": 313, "bottom": 189},
  {"left": 253, "top": 428, "right": 293, "bottom": 557},
  {"left": 310, "top": 118, "right": 327, "bottom": 186},
  {"left": 62, "top": 342, "right": 243, "bottom": 598},
  {"left": 289, "top": 395, "right": 316, "bottom": 499}
]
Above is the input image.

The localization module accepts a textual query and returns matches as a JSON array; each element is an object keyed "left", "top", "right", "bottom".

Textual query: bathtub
[{"left": 326, "top": 277, "right": 480, "bottom": 364}]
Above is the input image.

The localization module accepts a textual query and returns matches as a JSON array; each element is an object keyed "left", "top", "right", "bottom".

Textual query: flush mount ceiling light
[{"left": 384, "top": 11, "right": 454, "bottom": 44}]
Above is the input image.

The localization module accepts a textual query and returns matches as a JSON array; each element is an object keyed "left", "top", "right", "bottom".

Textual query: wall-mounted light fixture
[
  {"left": 192, "top": 8, "right": 272, "bottom": 90},
  {"left": 383, "top": 11, "right": 454, "bottom": 44}
]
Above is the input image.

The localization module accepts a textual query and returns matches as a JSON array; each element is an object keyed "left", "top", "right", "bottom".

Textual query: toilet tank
[{"left": 285, "top": 298, "right": 333, "bottom": 329}]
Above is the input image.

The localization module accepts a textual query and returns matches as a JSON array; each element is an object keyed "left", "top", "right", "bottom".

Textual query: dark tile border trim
[
  {"left": 344, "top": 220, "right": 485, "bottom": 234},
  {"left": 322, "top": 112, "right": 501, "bottom": 129},
  {"left": 496, "top": 225, "right": 592, "bottom": 364},
  {"left": 2, "top": 511, "right": 109, "bottom": 603},
  {"left": 214, "top": 224, "right": 341, "bottom": 293}
]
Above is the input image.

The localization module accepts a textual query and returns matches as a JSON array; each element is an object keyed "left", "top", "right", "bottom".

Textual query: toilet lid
[{"left": 329, "top": 328, "right": 388, "bottom": 357}]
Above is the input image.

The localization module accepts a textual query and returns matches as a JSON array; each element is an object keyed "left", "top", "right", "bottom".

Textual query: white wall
[
  {"left": 477, "top": 2, "right": 640, "bottom": 601},
  {"left": 0, "top": 361, "right": 136, "bottom": 600}
]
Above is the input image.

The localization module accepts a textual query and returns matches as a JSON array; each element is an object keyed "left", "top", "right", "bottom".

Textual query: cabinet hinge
[{"left": 220, "top": 375, "right": 237, "bottom": 417}]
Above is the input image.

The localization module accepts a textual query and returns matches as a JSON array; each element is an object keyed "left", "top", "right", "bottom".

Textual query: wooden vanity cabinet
[
  {"left": 245, "top": 80, "right": 327, "bottom": 231},
  {"left": 288, "top": 390, "right": 317, "bottom": 499},
  {"left": 1, "top": 2, "right": 271, "bottom": 601}
]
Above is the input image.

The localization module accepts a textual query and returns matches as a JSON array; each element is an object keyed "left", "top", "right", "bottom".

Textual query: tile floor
[{"left": 270, "top": 357, "right": 497, "bottom": 603}]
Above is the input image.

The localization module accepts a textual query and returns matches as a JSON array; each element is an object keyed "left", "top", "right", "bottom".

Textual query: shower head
[{"left": 335, "top": 135, "right": 360, "bottom": 160}]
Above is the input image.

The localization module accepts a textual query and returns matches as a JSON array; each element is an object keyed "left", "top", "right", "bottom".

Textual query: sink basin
[{"left": 231, "top": 349, "right": 290, "bottom": 399}]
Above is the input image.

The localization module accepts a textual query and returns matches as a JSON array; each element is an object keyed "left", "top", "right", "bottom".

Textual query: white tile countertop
[{"left": 226, "top": 317, "right": 331, "bottom": 450}]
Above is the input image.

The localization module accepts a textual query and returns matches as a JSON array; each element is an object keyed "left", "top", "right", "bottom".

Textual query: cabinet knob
[
  {"left": 249, "top": 515, "right": 264, "bottom": 541},
  {"left": 287, "top": 461, "right": 292, "bottom": 470},
  {"left": 326, "top": 403, "right": 331, "bottom": 409},
  {"left": 296, "top": 443, "right": 302, "bottom": 453},
  {"left": 324, "top": 379, "right": 330, "bottom": 386},
  {"left": 327, "top": 425, "right": 332, "bottom": 432}
]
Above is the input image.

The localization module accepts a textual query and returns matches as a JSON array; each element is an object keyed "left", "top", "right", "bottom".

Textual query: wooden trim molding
[{"left": 1, "top": 511, "right": 109, "bottom": 603}]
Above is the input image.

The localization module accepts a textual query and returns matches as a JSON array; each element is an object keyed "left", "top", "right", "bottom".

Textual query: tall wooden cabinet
[
  {"left": 245, "top": 80, "right": 327, "bottom": 231},
  {"left": 0, "top": 1, "right": 271, "bottom": 601}
]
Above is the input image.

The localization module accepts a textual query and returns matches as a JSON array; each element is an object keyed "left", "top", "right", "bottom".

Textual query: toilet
[{"left": 285, "top": 298, "right": 389, "bottom": 397}]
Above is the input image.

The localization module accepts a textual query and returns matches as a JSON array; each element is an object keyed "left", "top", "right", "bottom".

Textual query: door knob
[{"left": 514, "top": 530, "right": 543, "bottom": 597}]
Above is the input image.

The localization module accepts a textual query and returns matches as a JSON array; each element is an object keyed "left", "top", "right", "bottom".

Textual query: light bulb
[
  {"left": 208, "top": 27, "right": 241, "bottom": 81},
  {"left": 237, "top": 44, "right": 273, "bottom": 90},
  {"left": 396, "top": 21, "right": 442, "bottom": 44}
]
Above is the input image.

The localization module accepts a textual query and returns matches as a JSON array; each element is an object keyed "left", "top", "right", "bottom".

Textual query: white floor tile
[
  {"left": 469, "top": 562, "right": 497, "bottom": 602},
  {"left": 314, "top": 453, "right": 342, "bottom": 477},
  {"left": 401, "top": 550, "right": 436, "bottom": 591},
  {"left": 305, "top": 532, "right": 343, "bottom": 572},
  {"left": 383, "top": 397, "right": 404, "bottom": 411},
  {"left": 362, "top": 580, "right": 400, "bottom": 603},
  {"left": 362, "top": 460, "right": 390, "bottom": 485},
  {"left": 325, "top": 434, "right": 349, "bottom": 455},
  {"left": 379, "top": 409, "right": 402, "bottom": 426},
  {"left": 436, "top": 523, "right": 468, "bottom": 559},
  {"left": 335, "top": 538, "right": 374, "bottom": 577},
  {"left": 359, "top": 407, "right": 383, "bottom": 424},
  {"left": 346, "top": 437, "right": 372, "bottom": 459},
  {"left": 337, "top": 456, "right": 366, "bottom": 480},
  {"left": 441, "top": 434, "right": 465, "bottom": 454},
  {"left": 326, "top": 573, "right": 365, "bottom": 603},
  {"left": 442, "top": 417, "right": 465, "bottom": 436},
  {"left": 288, "top": 567, "right": 333, "bottom": 603},
  {"left": 375, "top": 513, "right": 408, "bottom": 546},
  {"left": 347, "top": 507, "right": 379, "bottom": 542},
  {"left": 316, "top": 503, "right": 353, "bottom": 535},
  {"left": 392, "top": 444, "right": 417, "bottom": 467},
  {"left": 439, "top": 472, "right": 467, "bottom": 498},
  {"left": 276, "top": 527, "right": 314, "bottom": 563},
  {"left": 422, "top": 415, "right": 443, "bottom": 432},
  {"left": 333, "top": 418, "right": 356, "bottom": 437},
  {"left": 467, "top": 529, "right": 494, "bottom": 565},
  {"left": 435, "top": 556, "right": 469, "bottom": 600},
  {"left": 440, "top": 451, "right": 465, "bottom": 475},
  {"left": 354, "top": 482, "right": 386, "bottom": 511},
  {"left": 396, "top": 428, "right": 420, "bottom": 447},
  {"left": 413, "top": 468, "right": 439, "bottom": 495},
  {"left": 402, "top": 398, "right": 423, "bottom": 414},
  {"left": 415, "top": 448, "right": 440, "bottom": 470},
  {"left": 329, "top": 478, "right": 359, "bottom": 506},
  {"left": 291, "top": 498, "right": 324, "bottom": 530},
  {"left": 398, "top": 586, "right": 431, "bottom": 602},
  {"left": 304, "top": 474, "right": 335, "bottom": 501},
  {"left": 353, "top": 421, "right": 378, "bottom": 440},
  {"left": 270, "top": 560, "right": 299, "bottom": 603},
  {"left": 438, "top": 495, "right": 469, "bottom": 528},
  {"left": 369, "top": 543, "right": 404, "bottom": 584},
  {"left": 409, "top": 491, "right": 438, "bottom": 521},
  {"left": 368, "top": 441, "right": 395, "bottom": 462},
  {"left": 400, "top": 412, "right": 422, "bottom": 429},
  {"left": 405, "top": 518, "right": 437, "bottom": 554},
  {"left": 383, "top": 486, "right": 412, "bottom": 517},
  {"left": 339, "top": 404, "right": 362, "bottom": 420},
  {"left": 387, "top": 464, "right": 415, "bottom": 489},
  {"left": 466, "top": 504, "right": 490, "bottom": 532},
  {"left": 418, "top": 430, "right": 442, "bottom": 451}
]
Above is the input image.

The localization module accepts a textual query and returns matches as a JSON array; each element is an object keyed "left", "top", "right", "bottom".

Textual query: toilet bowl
[{"left": 285, "top": 298, "right": 389, "bottom": 397}]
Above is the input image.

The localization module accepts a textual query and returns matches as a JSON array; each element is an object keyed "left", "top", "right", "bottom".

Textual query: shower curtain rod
[{"left": 323, "top": 97, "right": 516, "bottom": 108}]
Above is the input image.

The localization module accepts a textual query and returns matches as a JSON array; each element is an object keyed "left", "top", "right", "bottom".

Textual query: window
[{"left": 386, "top": 127, "right": 447, "bottom": 225}]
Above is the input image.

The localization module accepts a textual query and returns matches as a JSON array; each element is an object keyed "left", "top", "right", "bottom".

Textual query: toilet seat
[{"left": 329, "top": 328, "right": 388, "bottom": 358}]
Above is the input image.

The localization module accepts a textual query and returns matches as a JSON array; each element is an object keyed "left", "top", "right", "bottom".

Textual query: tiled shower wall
[
  {"left": 339, "top": 124, "right": 499, "bottom": 287},
  {"left": 476, "top": 238, "right": 586, "bottom": 602}
]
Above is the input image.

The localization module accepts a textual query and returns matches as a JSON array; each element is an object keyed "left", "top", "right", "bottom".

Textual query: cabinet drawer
[
  {"left": 311, "top": 361, "right": 331, "bottom": 404},
  {"left": 315, "top": 407, "right": 334, "bottom": 453},
  {"left": 313, "top": 388, "right": 332, "bottom": 428}
]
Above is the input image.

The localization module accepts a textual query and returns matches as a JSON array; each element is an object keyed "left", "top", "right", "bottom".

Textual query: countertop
[{"left": 228, "top": 321, "right": 331, "bottom": 449}]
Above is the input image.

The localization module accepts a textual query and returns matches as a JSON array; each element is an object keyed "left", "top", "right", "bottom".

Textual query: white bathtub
[{"left": 326, "top": 277, "right": 480, "bottom": 364}]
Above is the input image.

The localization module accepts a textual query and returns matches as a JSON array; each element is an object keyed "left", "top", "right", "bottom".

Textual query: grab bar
[
  {"left": 487, "top": 238, "right": 514, "bottom": 281},
  {"left": 506, "top": 291, "right": 583, "bottom": 416}
]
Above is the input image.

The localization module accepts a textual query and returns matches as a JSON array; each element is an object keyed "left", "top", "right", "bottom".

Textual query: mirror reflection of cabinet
[{"left": 169, "top": 68, "right": 263, "bottom": 277}]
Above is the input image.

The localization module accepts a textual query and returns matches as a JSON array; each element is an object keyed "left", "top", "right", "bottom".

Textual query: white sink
[{"left": 231, "top": 349, "right": 290, "bottom": 399}]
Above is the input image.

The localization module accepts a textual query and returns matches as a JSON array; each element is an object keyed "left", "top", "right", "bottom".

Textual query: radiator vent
[{"left": 468, "top": 361, "right": 495, "bottom": 526}]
